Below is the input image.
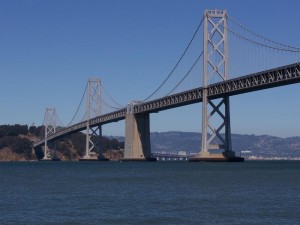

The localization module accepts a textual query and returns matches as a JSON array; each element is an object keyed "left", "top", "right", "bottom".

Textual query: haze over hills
[{"left": 112, "top": 131, "right": 300, "bottom": 159}]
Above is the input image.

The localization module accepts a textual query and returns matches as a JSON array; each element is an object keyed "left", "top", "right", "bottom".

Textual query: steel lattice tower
[
  {"left": 200, "top": 9, "right": 235, "bottom": 157},
  {"left": 84, "top": 78, "right": 103, "bottom": 159},
  {"left": 43, "top": 107, "right": 57, "bottom": 160}
]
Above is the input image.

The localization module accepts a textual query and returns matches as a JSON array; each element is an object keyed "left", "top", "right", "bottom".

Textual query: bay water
[{"left": 0, "top": 161, "right": 299, "bottom": 225}]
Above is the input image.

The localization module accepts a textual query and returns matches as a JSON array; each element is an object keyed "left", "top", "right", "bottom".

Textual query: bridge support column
[
  {"left": 81, "top": 124, "right": 107, "bottom": 161},
  {"left": 42, "top": 108, "right": 57, "bottom": 161},
  {"left": 80, "top": 78, "right": 108, "bottom": 161},
  {"left": 190, "top": 9, "right": 243, "bottom": 162},
  {"left": 122, "top": 102, "right": 156, "bottom": 161}
]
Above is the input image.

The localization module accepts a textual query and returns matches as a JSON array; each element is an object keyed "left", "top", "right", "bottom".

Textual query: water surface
[{"left": 0, "top": 161, "right": 299, "bottom": 225}]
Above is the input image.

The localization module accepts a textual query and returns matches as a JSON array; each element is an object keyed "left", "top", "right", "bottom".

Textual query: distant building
[
  {"left": 241, "top": 150, "right": 251, "bottom": 154},
  {"left": 178, "top": 151, "right": 187, "bottom": 156}
]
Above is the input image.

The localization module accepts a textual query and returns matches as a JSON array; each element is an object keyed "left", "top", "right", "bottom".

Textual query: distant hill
[
  {"left": 0, "top": 124, "right": 124, "bottom": 161},
  {"left": 1, "top": 124, "right": 299, "bottom": 160},
  {"left": 112, "top": 131, "right": 300, "bottom": 159}
]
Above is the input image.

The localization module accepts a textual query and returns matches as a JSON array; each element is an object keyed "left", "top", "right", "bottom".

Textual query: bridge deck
[{"left": 34, "top": 62, "right": 300, "bottom": 147}]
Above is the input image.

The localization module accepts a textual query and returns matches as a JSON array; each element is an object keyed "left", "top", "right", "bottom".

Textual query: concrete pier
[
  {"left": 78, "top": 154, "right": 109, "bottom": 161},
  {"left": 189, "top": 151, "right": 244, "bottom": 162},
  {"left": 122, "top": 104, "right": 156, "bottom": 161}
]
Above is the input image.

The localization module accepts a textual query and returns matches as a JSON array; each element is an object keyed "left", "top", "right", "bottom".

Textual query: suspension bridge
[{"left": 33, "top": 9, "right": 300, "bottom": 162}]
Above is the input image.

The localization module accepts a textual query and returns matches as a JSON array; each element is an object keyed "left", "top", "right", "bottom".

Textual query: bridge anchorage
[{"left": 189, "top": 9, "right": 243, "bottom": 162}]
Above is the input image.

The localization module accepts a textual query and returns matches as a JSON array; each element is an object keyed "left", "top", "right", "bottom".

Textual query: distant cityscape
[
  {"left": 151, "top": 150, "right": 300, "bottom": 161},
  {"left": 145, "top": 131, "right": 300, "bottom": 160}
]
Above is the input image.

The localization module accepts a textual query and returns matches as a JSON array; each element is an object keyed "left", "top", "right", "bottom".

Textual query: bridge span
[
  {"left": 34, "top": 62, "right": 300, "bottom": 148},
  {"left": 35, "top": 10, "right": 300, "bottom": 162}
]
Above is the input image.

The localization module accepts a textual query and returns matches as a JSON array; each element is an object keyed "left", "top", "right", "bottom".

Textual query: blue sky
[{"left": 1, "top": 0, "right": 300, "bottom": 137}]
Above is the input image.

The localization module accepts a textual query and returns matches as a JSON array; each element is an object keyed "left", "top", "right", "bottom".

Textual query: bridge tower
[
  {"left": 82, "top": 78, "right": 106, "bottom": 160},
  {"left": 43, "top": 107, "right": 56, "bottom": 160},
  {"left": 191, "top": 9, "right": 243, "bottom": 162}
]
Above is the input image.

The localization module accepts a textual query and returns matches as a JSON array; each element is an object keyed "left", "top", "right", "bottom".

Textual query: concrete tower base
[
  {"left": 189, "top": 151, "right": 244, "bottom": 162},
  {"left": 120, "top": 157, "right": 157, "bottom": 162}
]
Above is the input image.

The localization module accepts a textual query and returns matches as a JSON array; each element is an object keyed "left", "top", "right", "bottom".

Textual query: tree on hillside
[
  {"left": 0, "top": 136, "right": 33, "bottom": 159},
  {"left": 0, "top": 124, "right": 29, "bottom": 137}
]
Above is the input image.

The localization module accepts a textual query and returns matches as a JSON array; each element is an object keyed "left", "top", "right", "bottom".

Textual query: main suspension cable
[
  {"left": 166, "top": 51, "right": 203, "bottom": 96},
  {"left": 67, "top": 83, "right": 88, "bottom": 126},
  {"left": 101, "top": 98, "right": 124, "bottom": 110},
  {"left": 142, "top": 16, "right": 204, "bottom": 102},
  {"left": 56, "top": 115, "right": 68, "bottom": 133},
  {"left": 102, "top": 84, "right": 124, "bottom": 108},
  {"left": 228, "top": 15, "right": 300, "bottom": 51},
  {"left": 227, "top": 27, "right": 300, "bottom": 53}
]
